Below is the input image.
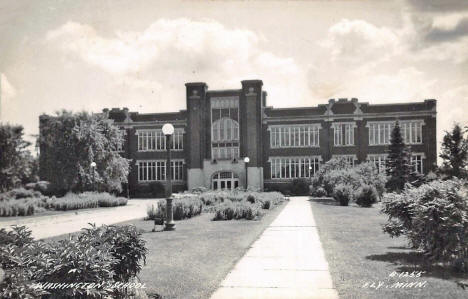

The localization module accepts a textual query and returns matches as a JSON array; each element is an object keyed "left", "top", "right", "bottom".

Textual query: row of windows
[
  {"left": 369, "top": 121, "right": 423, "bottom": 145},
  {"left": 212, "top": 144, "right": 240, "bottom": 160},
  {"left": 270, "top": 154, "right": 425, "bottom": 179},
  {"left": 269, "top": 120, "right": 424, "bottom": 148},
  {"left": 137, "top": 160, "right": 184, "bottom": 182},
  {"left": 270, "top": 125, "right": 320, "bottom": 148},
  {"left": 137, "top": 130, "right": 184, "bottom": 151},
  {"left": 270, "top": 157, "right": 321, "bottom": 179},
  {"left": 367, "top": 154, "right": 424, "bottom": 174}
]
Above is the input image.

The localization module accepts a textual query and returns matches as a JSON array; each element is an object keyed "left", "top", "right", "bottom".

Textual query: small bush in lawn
[
  {"left": 212, "top": 201, "right": 263, "bottom": 221},
  {"left": 312, "top": 187, "right": 327, "bottom": 197},
  {"left": 355, "top": 184, "right": 378, "bottom": 207},
  {"left": 146, "top": 204, "right": 159, "bottom": 220},
  {"left": 333, "top": 184, "right": 353, "bottom": 206},
  {"left": 246, "top": 194, "right": 256, "bottom": 204},
  {"left": 261, "top": 200, "right": 271, "bottom": 209},
  {"left": 157, "top": 197, "right": 203, "bottom": 220}
]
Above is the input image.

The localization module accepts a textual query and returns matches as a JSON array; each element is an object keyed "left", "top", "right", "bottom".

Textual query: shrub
[
  {"left": 156, "top": 196, "right": 203, "bottom": 220},
  {"left": 212, "top": 201, "right": 263, "bottom": 221},
  {"left": 149, "top": 181, "right": 166, "bottom": 198},
  {"left": 312, "top": 159, "right": 387, "bottom": 199},
  {"left": 291, "top": 178, "right": 310, "bottom": 195},
  {"left": 312, "top": 187, "right": 327, "bottom": 197},
  {"left": 355, "top": 184, "right": 378, "bottom": 207},
  {"left": 50, "top": 192, "right": 127, "bottom": 211},
  {"left": 0, "top": 198, "right": 37, "bottom": 216},
  {"left": 261, "top": 200, "right": 271, "bottom": 209},
  {"left": 246, "top": 194, "right": 256, "bottom": 204},
  {"left": 79, "top": 224, "right": 147, "bottom": 283},
  {"left": 146, "top": 204, "right": 159, "bottom": 220},
  {"left": 381, "top": 179, "right": 468, "bottom": 271},
  {"left": 333, "top": 184, "right": 353, "bottom": 206},
  {"left": 0, "top": 224, "right": 147, "bottom": 298}
]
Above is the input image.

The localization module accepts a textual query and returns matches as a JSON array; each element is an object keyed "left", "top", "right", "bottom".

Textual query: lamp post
[
  {"left": 244, "top": 157, "right": 250, "bottom": 190},
  {"left": 309, "top": 165, "right": 313, "bottom": 195},
  {"left": 90, "top": 161, "right": 97, "bottom": 192},
  {"left": 162, "top": 123, "right": 175, "bottom": 231}
]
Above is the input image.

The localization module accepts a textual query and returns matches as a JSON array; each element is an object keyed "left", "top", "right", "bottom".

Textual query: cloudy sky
[{"left": 1, "top": 0, "right": 467, "bottom": 156}]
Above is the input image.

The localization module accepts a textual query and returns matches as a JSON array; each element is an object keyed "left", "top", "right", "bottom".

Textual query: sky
[{"left": 1, "top": 0, "right": 467, "bottom": 158}]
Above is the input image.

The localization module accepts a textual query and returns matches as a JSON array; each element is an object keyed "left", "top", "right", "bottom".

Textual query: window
[
  {"left": 137, "top": 129, "right": 184, "bottom": 151},
  {"left": 117, "top": 129, "right": 126, "bottom": 152},
  {"left": 137, "top": 160, "right": 184, "bottom": 182},
  {"left": 411, "top": 154, "right": 424, "bottom": 174},
  {"left": 367, "top": 154, "right": 388, "bottom": 173},
  {"left": 270, "top": 125, "right": 320, "bottom": 148},
  {"left": 368, "top": 122, "right": 392, "bottom": 145},
  {"left": 333, "top": 123, "right": 355, "bottom": 146},
  {"left": 332, "top": 155, "right": 357, "bottom": 167},
  {"left": 368, "top": 121, "right": 423, "bottom": 146},
  {"left": 211, "top": 97, "right": 239, "bottom": 160},
  {"left": 270, "top": 156, "right": 321, "bottom": 179},
  {"left": 401, "top": 122, "right": 423, "bottom": 144}
]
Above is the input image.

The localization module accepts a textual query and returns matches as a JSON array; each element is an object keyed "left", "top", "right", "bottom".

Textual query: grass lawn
[
  {"left": 310, "top": 198, "right": 468, "bottom": 299},
  {"left": 99, "top": 201, "right": 286, "bottom": 299}
]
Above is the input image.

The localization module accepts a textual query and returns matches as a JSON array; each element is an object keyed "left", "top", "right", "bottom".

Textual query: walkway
[
  {"left": 210, "top": 196, "right": 339, "bottom": 299},
  {"left": 0, "top": 199, "right": 159, "bottom": 240}
]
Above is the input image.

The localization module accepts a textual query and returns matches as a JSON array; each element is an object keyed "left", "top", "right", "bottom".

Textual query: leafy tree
[
  {"left": 439, "top": 124, "right": 468, "bottom": 178},
  {"left": 386, "top": 121, "right": 413, "bottom": 192},
  {"left": 0, "top": 124, "right": 35, "bottom": 192},
  {"left": 38, "top": 111, "right": 129, "bottom": 194}
]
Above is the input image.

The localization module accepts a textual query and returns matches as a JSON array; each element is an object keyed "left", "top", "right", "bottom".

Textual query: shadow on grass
[{"left": 367, "top": 251, "right": 468, "bottom": 282}]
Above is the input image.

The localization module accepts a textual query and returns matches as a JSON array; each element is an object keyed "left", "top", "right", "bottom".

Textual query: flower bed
[{"left": 0, "top": 189, "right": 128, "bottom": 216}]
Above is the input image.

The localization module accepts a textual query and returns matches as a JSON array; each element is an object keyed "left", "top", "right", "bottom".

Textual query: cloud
[
  {"left": 0, "top": 73, "right": 17, "bottom": 121},
  {"left": 45, "top": 19, "right": 310, "bottom": 111},
  {"left": 320, "top": 19, "right": 400, "bottom": 65},
  {"left": 406, "top": 0, "right": 468, "bottom": 12}
]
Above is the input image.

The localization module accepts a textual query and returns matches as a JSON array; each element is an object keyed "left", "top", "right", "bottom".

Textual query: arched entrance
[{"left": 212, "top": 171, "right": 239, "bottom": 190}]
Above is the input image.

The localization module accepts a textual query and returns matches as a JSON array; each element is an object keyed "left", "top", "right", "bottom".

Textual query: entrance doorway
[{"left": 212, "top": 171, "right": 239, "bottom": 190}]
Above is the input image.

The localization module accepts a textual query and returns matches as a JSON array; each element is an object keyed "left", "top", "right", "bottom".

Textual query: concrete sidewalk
[
  {"left": 0, "top": 199, "right": 159, "bottom": 240},
  {"left": 210, "top": 197, "right": 339, "bottom": 299}
]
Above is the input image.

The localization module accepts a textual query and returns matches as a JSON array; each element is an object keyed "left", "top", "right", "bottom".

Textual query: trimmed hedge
[
  {"left": 152, "top": 196, "right": 203, "bottom": 221},
  {"left": 212, "top": 201, "right": 263, "bottom": 221}
]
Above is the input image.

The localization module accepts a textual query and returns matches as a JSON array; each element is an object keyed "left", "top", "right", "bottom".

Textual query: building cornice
[{"left": 264, "top": 110, "right": 436, "bottom": 123}]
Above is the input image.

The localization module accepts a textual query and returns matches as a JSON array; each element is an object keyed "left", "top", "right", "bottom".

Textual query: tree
[
  {"left": 39, "top": 111, "right": 129, "bottom": 194},
  {"left": 386, "top": 121, "right": 413, "bottom": 192},
  {"left": 439, "top": 124, "right": 468, "bottom": 178},
  {"left": 0, "top": 124, "right": 34, "bottom": 192}
]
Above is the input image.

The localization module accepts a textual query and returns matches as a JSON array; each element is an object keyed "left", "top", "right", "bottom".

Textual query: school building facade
[{"left": 104, "top": 79, "right": 437, "bottom": 194}]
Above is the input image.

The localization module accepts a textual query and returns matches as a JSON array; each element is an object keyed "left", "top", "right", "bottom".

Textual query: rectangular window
[
  {"left": 367, "top": 154, "right": 388, "bottom": 173},
  {"left": 411, "top": 154, "right": 424, "bottom": 174},
  {"left": 269, "top": 125, "right": 320, "bottom": 148},
  {"left": 270, "top": 156, "right": 321, "bottom": 179},
  {"left": 137, "top": 160, "right": 184, "bottom": 182},
  {"left": 368, "top": 122, "right": 392, "bottom": 145},
  {"left": 401, "top": 122, "right": 423, "bottom": 144},
  {"left": 333, "top": 155, "right": 356, "bottom": 167},
  {"left": 369, "top": 121, "right": 423, "bottom": 146},
  {"left": 137, "top": 129, "right": 184, "bottom": 152},
  {"left": 333, "top": 123, "right": 354, "bottom": 146}
]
